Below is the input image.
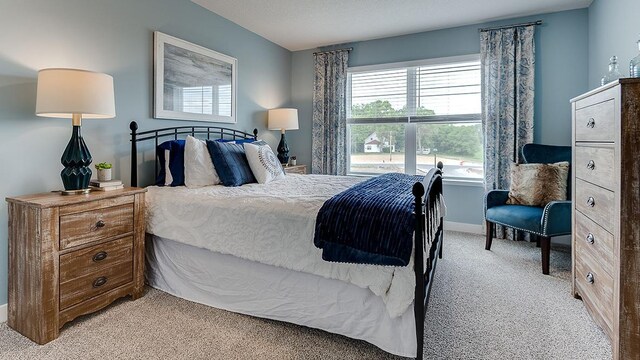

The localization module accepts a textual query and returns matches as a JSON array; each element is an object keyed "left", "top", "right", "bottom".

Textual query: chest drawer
[
  {"left": 59, "top": 261, "right": 133, "bottom": 310},
  {"left": 575, "top": 211, "right": 614, "bottom": 276},
  {"left": 575, "top": 99, "right": 615, "bottom": 142},
  {"left": 575, "top": 247, "right": 614, "bottom": 336},
  {"left": 574, "top": 146, "right": 615, "bottom": 190},
  {"left": 60, "top": 236, "right": 133, "bottom": 283},
  {"left": 60, "top": 201, "right": 134, "bottom": 250},
  {"left": 575, "top": 179, "right": 615, "bottom": 234}
]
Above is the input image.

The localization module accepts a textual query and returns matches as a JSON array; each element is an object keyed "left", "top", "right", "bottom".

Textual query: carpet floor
[{"left": 0, "top": 232, "right": 611, "bottom": 360}]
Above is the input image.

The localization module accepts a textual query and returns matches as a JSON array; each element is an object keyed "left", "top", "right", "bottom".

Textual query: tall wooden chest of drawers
[
  {"left": 571, "top": 79, "right": 640, "bottom": 359},
  {"left": 6, "top": 188, "right": 147, "bottom": 344}
]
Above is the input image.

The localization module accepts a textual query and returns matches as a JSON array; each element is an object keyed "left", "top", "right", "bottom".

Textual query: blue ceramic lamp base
[
  {"left": 60, "top": 125, "right": 92, "bottom": 195},
  {"left": 277, "top": 132, "right": 290, "bottom": 165}
]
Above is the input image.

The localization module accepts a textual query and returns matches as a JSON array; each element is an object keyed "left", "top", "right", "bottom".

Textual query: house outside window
[{"left": 347, "top": 54, "right": 483, "bottom": 181}]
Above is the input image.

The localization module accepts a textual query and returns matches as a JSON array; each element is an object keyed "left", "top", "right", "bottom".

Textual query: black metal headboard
[{"left": 129, "top": 121, "right": 258, "bottom": 187}]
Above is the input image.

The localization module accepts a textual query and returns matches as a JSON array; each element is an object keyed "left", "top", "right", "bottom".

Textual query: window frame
[{"left": 346, "top": 54, "right": 483, "bottom": 184}]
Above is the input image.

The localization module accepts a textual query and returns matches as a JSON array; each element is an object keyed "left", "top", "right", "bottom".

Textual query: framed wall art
[{"left": 154, "top": 31, "right": 237, "bottom": 123}]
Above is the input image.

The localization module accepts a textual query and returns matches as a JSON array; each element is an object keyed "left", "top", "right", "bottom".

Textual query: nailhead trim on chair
[
  {"left": 541, "top": 204, "right": 571, "bottom": 237},
  {"left": 487, "top": 219, "right": 546, "bottom": 237}
]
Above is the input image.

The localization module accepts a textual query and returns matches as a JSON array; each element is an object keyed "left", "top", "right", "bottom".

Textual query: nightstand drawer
[
  {"left": 60, "top": 202, "right": 134, "bottom": 249},
  {"left": 59, "top": 261, "right": 133, "bottom": 310},
  {"left": 60, "top": 236, "right": 133, "bottom": 283},
  {"left": 575, "top": 99, "right": 615, "bottom": 142},
  {"left": 284, "top": 165, "right": 307, "bottom": 174},
  {"left": 575, "top": 179, "right": 615, "bottom": 234}
]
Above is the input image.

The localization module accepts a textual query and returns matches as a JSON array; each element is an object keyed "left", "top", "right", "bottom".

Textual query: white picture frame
[{"left": 154, "top": 31, "right": 237, "bottom": 123}]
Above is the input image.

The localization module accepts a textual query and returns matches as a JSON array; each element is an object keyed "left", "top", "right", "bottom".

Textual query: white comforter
[{"left": 145, "top": 174, "right": 416, "bottom": 318}]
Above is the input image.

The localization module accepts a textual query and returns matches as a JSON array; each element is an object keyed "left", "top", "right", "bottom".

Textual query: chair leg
[
  {"left": 485, "top": 220, "right": 494, "bottom": 250},
  {"left": 535, "top": 235, "right": 541, "bottom": 248},
  {"left": 540, "top": 236, "right": 551, "bottom": 275}
]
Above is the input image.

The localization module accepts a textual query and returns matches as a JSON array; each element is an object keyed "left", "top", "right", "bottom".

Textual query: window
[{"left": 347, "top": 54, "right": 483, "bottom": 180}]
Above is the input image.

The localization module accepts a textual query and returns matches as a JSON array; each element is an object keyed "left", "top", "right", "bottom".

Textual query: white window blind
[{"left": 348, "top": 56, "right": 481, "bottom": 122}]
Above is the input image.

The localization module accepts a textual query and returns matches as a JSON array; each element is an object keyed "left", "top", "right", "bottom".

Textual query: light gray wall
[
  {"left": 290, "top": 9, "right": 590, "bottom": 226},
  {"left": 588, "top": 0, "right": 640, "bottom": 88},
  {"left": 0, "top": 0, "right": 291, "bottom": 305}
]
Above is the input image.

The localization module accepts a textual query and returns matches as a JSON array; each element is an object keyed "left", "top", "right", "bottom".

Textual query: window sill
[{"left": 443, "top": 178, "right": 484, "bottom": 187}]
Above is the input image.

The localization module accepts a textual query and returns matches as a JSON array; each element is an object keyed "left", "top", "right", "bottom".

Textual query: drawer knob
[
  {"left": 93, "top": 276, "right": 108, "bottom": 288},
  {"left": 92, "top": 251, "right": 108, "bottom": 262},
  {"left": 586, "top": 233, "right": 595, "bottom": 244},
  {"left": 586, "top": 118, "right": 596, "bottom": 128},
  {"left": 586, "top": 197, "right": 595, "bottom": 207},
  {"left": 586, "top": 160, "right": 595, "bottom": 170},
  {"left": 586, "top": 272, "right": 594, "bottom": 284},
  {"left": 96, "top": 220, "right": 106, "bottom": 228}
]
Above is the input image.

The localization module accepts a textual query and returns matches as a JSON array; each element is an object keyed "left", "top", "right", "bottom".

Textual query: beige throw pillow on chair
[{"left": 506, "top": 161, "right": 570, "bottom": 207}]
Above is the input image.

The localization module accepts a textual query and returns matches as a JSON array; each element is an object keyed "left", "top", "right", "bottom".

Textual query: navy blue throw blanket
[{"left": 314, "top": 173, "right": 422, "bottom": 266}]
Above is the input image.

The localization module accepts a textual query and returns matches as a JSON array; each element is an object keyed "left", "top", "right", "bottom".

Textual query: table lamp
[
  {"left": 36, "top": 68, "right": 116, "bottom": 195},
  {"left": 268, "top": 108, "right": 298, "bottom": 165}
]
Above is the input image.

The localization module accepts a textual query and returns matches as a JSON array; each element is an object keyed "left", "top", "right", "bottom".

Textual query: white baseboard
[
  {"left": 0, "top": 303, "right": 6, "bottom": 323},
  {"left": 444, "top": 221, "right": 483, "bottom": 235}
]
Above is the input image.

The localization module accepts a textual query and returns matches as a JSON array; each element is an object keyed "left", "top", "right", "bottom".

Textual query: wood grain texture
[
  {"left": 5, "top": 187, "right": 146, "bottom": 209},
  {"left": 575, "top": 145, "right": 615, "bottom": 190},
  {"left": 132, "top": 193, "right": 146, "bottom": 299},
  {"left": 618, "top": 81, "right": 640, "bottom": 360},
  {"left": 575, "top": 99, "right": 615, "bottom": 142},
  {"left": 59, "top": 203, "right": 134, "bottom": 250},
  {"left": 59, "top": 261, "right": 133, "bottom": 310},
  {"left": 575, "top": 179, "right": 615, "bottom": 233},
  {"left": 572, "top": 79, "right": 640, "bottom": 360},
  {"left": 7, "top": 204, "right": 60, "bottom": 344},
  {"left": 284, "top": 165, "right": 307, "bottom": 175},
  {"left": 59, "top": 236, "right": 133, "bottom": 283},
  {"left": 6, "top": 187, "right": 147, "bottom": 344},
  {"left": 575, "top": 211, "right": 614, "bottom": 275}
]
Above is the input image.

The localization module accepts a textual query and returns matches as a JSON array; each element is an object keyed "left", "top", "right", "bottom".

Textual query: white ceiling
[{"left": 192, "top": 0, "right": 592, "bottom": 51}]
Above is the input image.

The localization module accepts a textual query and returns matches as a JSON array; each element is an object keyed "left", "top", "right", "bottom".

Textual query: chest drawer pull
[
  {"left": 586, "top": 197, "right": 595, "bottom": 207},
  {"left": 586, "top": 233, "right": 595, "bottom": 244},
  {"left": 586, "top": 118, "right": 596, "bottom": 128},
  {"left": 92, "top": 277, "right": 108, "bottom": 288},
  {"left": 92, "top": 251, "right": 108, "bottom": 262},
  {"left": 586, "top": 160, "right": 595, "bottom": 170},
  {"left": 586, "top": 272, "right": 595, "bottom": 284},
  {"left": 96, "top": 220, "right": 106, "bottom": 228}
]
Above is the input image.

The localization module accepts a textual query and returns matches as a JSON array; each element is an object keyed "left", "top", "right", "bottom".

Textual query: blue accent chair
[{"left": 484, "top": 144, "right": 572, "bottom": 275}]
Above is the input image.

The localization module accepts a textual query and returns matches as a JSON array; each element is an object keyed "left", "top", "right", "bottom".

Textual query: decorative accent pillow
[
  {"left": 156, "top": 140, "right": 185, "bottom": 186},
  {"left": 184, "top": 136, "right": 220, "bottom": 188},
  {"left": 244, "top": 142, "right": 285, "bottom": 184},
  {"left": 507, "top": 161, "right": 570, "bottom": 207},
  {"left": 206, "top": 140, "right": 257, "bottom": 187}
]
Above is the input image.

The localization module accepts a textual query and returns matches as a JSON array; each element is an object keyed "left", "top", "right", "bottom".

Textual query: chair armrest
[
  {"left": 484, "top": 190, "right": 510, "bottom": 212},
  {"left": 541, "top": 201, "right": 572, "bottom": 236}
]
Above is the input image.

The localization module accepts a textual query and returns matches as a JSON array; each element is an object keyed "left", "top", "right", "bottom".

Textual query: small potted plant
[
  {"left": 290, "top": 156, "right": 297, "bottom": 166},
  {"left": 95, "top": 162, "right": 113, "bottom": 181}
]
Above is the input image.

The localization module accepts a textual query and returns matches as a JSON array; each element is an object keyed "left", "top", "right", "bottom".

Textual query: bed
[{"left": 129, "top": 121, "right": 444, "bottom": 359}]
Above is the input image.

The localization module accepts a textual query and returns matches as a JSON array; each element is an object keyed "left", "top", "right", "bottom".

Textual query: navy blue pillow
[
  {"left": 206, "top": 140, "right": 256, "bottom": 187},
  {"left": 156, "top": 140, "right": 186, "bottom": 186}
]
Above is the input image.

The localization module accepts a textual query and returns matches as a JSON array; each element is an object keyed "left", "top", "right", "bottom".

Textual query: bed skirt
[{"left": 146, "top": 235, "right": 417, "bottom": 357}]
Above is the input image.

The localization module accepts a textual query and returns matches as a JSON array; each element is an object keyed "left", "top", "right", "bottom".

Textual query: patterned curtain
[
  {"left": 481, "top": 25, "right": 535, "bottom": 240},
  {"left": 312, "top": 50, "right": 349, "bottom": 175}
]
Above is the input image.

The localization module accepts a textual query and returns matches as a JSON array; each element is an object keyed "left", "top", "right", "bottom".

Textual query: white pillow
[
  {"left": 244, "top": 142, "right": 285, "bottom": 184},
  {"left": 184, "top": 135, "right": 220, "bottom": 188}
]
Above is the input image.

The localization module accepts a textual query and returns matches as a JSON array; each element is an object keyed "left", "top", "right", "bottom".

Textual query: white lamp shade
[
  {"left": 268, "top": 108, "right": 299, "bottom": 130},
  {"left": 36, "top": 68, "right": 116, "bottom": 119}
]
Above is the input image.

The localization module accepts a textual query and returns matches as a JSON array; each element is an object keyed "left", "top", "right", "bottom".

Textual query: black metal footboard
[{"left": 412, "top": 162, "right": 444, "bottom": 360}]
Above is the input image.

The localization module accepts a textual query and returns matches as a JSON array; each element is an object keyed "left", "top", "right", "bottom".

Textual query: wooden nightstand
[
  {"left": 284, "top": 164, "right": 307, "bottom": 175},
  {"left": 6, "top": 187, "right": 147, "bottom": 344}
]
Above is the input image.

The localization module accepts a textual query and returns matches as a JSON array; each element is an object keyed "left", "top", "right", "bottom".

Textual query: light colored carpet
[{"left": 0, "top": 232, "right": 611, "bottom": 360}]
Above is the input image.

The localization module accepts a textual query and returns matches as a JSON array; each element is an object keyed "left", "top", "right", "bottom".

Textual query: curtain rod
[
  {"left": 313, "top": 47, "right": 353, "bottom": 55},
  {"left": 479, "top": 20, "right": 542, "bottom": 32}
]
